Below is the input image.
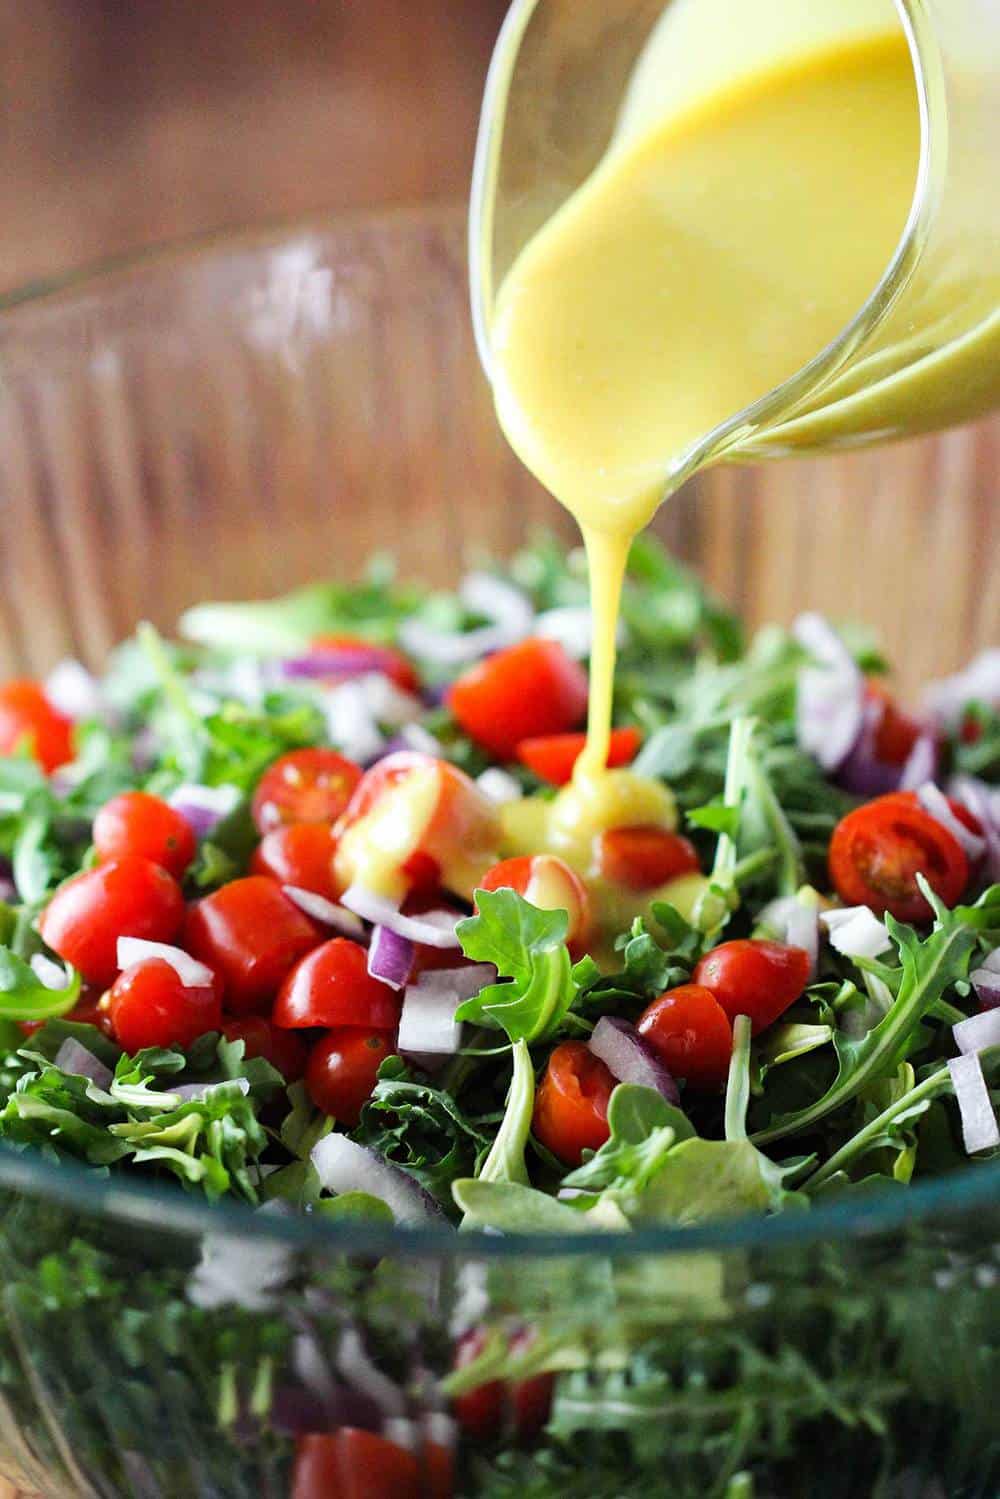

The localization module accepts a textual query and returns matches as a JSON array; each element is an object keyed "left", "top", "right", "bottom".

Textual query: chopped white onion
[
  {"left": 44, "top": 658, "right": 104, "bottom": 721},
  {"left": 949, "top": 775, "right": 1000, "bottom": 883},
  {"left": 948, "top": 1053, "right": 1000, "bottom": 1155},
  {"left": 820, "top": 906, "right": 892, "bottom": 960},
  {"left": 399, "top": 572, "right": 533, "bottom": 665},
  {"left": 187, "top": 1209, "right": 294, "bottom": 1309},
  {"left": 382, "top": 1417, "right": 420, "bottom": 1452},
  {"left": 282, "top": 886, "right": 366, "bottom": 939},
  {"left": 475, "top": 768, "right": 523, "bottom": 805},
  {"left": 342, "top": 885, "right": 461, "bottom": 949},
  {"left": 397, "top": 974, "right": 465, "bottom": 1056},
  {"left": 534, "top": 607, "right": 597, "bottom": 660},
  {"left": 916, "top": 782, "right": 986, "bottom": 862},
  {"left": 30, "top": 953, "right": 72, "bottom": 991},
  {"left": 311, "top": 1134, "right": 442, "bottom": 1225},
  {"left": 953, "top": 1008, "right": 1000, "bottom": 1056},
  {"left": 116, "top": 937, "right": 215, "bottom": 989},
  {"left": 423, "top": 1412, "right": 458, "bottom": 1451},
  {"left": 923, "top": 649, "right": 1000, "bottom": 726},
  {"left": 760, "top": 896, "right": 819, "bottom": 977},
  {"left": 793, "top": 613, "right": 864, "bottom": 772},
  {"left": 336, "top": 1327, "right": 407, "bottom": 1418},
  {"left": 398, "top": 722, "right": 443, "bottom": 756},
  {"left": 897, "top": 734, "right": 938, "bottom": 792},
  {"left": 322, "top": 679, "right": 385, "bottom": 765},
  {"left": 356, "top": 672, "right": 423, "bottom": 728},
  {"left": 53, "top": 1039, "right": 113, "bottom": 1089}
]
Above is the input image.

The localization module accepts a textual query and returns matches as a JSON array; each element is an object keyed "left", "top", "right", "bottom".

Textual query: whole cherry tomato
[
  {"left": 250, "top": 822, "right": 341, "bottom": 900},
  {"left": 184, "top": 877, "right": 321, "bottom": 1014},
  {"left": 828, "top": 791, "right": 970, "bottom": 922},
  {"left": 0, "top": 679, "right": 74, "bottom": 772},
  {"left": 251, "top": 748, "right": 362, "bottom": 835},
  {"left": 693, "top": 939, "right": 811, "bottom": 1036},
  {"left": 479, "top": 854, "right": 591, "bottom": 953},
  {"left": 94, "top": 791, "right": 197, "bottom": 879},
  {"left": 305, "top": 1028, "right": 396, "bottom": 1126},
  {"left": 108, "top": 958, "right": 222, "bottom": 1052},
  {"left": 449, "top": 639, "right": 588, "bottom": 760},
  {"left": 598, "top": 825, "right": 700, "bottom": 890},
  {"left": 515, "top": 726, "right": 641, "bottom": 786},
  {"left": 39, "top": 856, "right": 185, "bottom": 989},
  {"left": 637, "top": 983, "right": 733, "bottom": 1090},
  {"left": 222, "top": 1016, "right": 308, "bottom": 1081},
  {"left": 309, "top": 633, "right": 420, "bottom": 693},
  {"left": 273, "top": 938, "right": 401, "bottom": 1031},
  {"left": 532, "top": 1040, "right": 614, "bottom": 1166},
  {"left": 292, "top": 1430, "right": 422, "bottom": 1499}
]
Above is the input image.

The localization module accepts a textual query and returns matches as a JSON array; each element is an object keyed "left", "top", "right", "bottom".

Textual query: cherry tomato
[
  {"left": 250, "top": 822, "right": 341, "bottom": 899},
  {"left": 449, "top": 639, "right": 588, "bottom": 760},
  {"left": 292, "top": 1430, "right": 421, "bottom": 1499},
  {"left": 39, "top": 856, "right": 185, "bottom": 989},
  {"left": 335, "top": 752, "right": 500, "bottom": 900},
  {"left": 693, "top": 939, "right": 811, "bottom": 1036},
  {"left": 0, "top": 679, "right": 74, "bottom": 773},
  {"left": 251, "top": 748, "right": 363, "bottom": 835},
  {"left": 479, "top": 854, "right": 591, "bottom": 954},
  {"left": 222, "top": 1016, "right": 308, "bottom": 1081},
  {"left": 827, "top": 791, "right": 970, "bottom": 922},
  {"left": 532, "top": 1040, "right": 613, "bottom": 1166},
  {"left": 865, "top": 679, "right": 922, "bottom": 766},
  {"left": 305, "top": 1027, "right": 396, "bottom": 1125},
  {"left": 93, "top": 791, "right": 197, "bottom": 879},
  {"left": 273, "top": 938, "right": 401, "bottom": 1030},
  {"left": 507, "top": 1328, "right": 555, "bottom": 1441},
  {"left": 108, "top": 958, "right": 222, "bottom": 1053},
  {"left": 599, "top": 825, "right": 700, "bottom": 890},
  {"left": 309, "top": 633, "right": 420, "bottom": 693},
  {"left": 184, "top": 877, "right": 321, "bottom": 1014},
  {"left": 515, "top": 726, "right": 641, "bottom": 786},
  {"left": 637, "top": 983, "right": 733, "bottom": 1090},
  {"left": 452, "top": 1327, "right": 553, "bottom": 1444},
  {"left": 422, "top": 1436, "right": 455, "bottom": 1499}
]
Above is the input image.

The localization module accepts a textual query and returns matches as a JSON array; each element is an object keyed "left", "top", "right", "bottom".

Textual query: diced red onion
[
  {"left": 282, "top": 886, "right": 367, "bottom": 939},
  {"left": 44, "top": 658, "right": 105, "bottom": 722},
  {"left": 0, "top": 877, "right": 16, "bottom": 904},
  {"left": 793, "top": 614, "right": 865, "bottom": 773},
  {"left": 820, "top": 906, "right": 892, "bottom": 960},
  {"left": 760, "top": 896, "right": 818, "bottom": 977},
  {"left": 116, "top": 937, "right": 215, "bottom": 989},
  {"left": 953, "top": 1008, "right": 1000, "bottom": 1056},
  {"left": 923, "top": 649, "right": 1000, "bottom": 726},
  {"left": 399, "top": 572, "right": 533, "bottom": 665},
  {"left": 475, "top": 768, "right": 522, "bottom": 805},
  {"left": 30, "top": 952, "right": 73, "bottom": 991},
  {"left": 947, "top": 1052, "right": 1000, "bottom": 1154},
  {"left": 971, "top": 950, "right": 1000, "bottom": 1010},
  {"left": 833, "top": 697, "right": 901, "bottom": 796},
  {"left": 53, "top": 1038, "right": 113, "bottom": 1089},
  {"left": 897, "top": 733, "right": 939, "bottom": 792},
  {"left": 397, "top": 973, "right": 465, "bottom": 1056},
  {"left": 167, "top": 782, "right": 241, "bottom": 838},
  {"left": 310, "top": 1134, "right": 445, "bottom": 1226},
  {"left": 280, "top": 647, "right": 396, "bottom": 681},
  {"left": 916, "top": 782, "right": 986, "bottom": 862},
  {"left": 171, "top": 1078, "right": 251, "bottom": 1103},
  {"left": 342, "top": 885, "right": 461, "bottom": 949},
  {"left": 949, "top": 776, "right": 1000, "bottom": 883},
  {"left": 588, "top": 1016, "right": 679, "bottom": 1103},
  {"left": 368, "top": 925, "right": 415, "bottom": 990},
  {"left": 336, "top": 1328, "right": 407, "bottom": 1419}
]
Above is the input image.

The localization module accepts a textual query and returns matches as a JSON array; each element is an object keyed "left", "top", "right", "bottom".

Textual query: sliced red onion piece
[
  {"left": 342, "top": 885, "right": 461, "bottom": 949},
  {"left": 0, "top": 876, "right": 16, "bottom": 904},
  {"left": 310, "top": 1134, "right": 445, "bottom": 1226},
  {"left": 820, "top": 906, "right": 892, "bottom": 960},
  {"left": 30, "top": 952, "right": 73, "bottom": 991},
  {"left": 397, "top": 973, "right": 465, "bottom": 1056},
  {"left": 916, "top": 782, "right": 986, "bottom": 862},
  {"left": 759, "top": 896, "right": 818, "bottom": 977},
  {"left": 44, "top": 658, "right": 104, "bottom": 722},
  {"left": 970, "top": 963, "right": 1000, "bottom": 1012},
  {"left": 282, "top": 886, "right": 366, "bottom": 939},
  {"left": 897, "top": 733, "right": 939, "bottom": 792},
  {"left": 336, "top": 1328, "right": 407, "bottom": 1419},
  {"left": 588, "top": 1016, "right": 679, "bottom": 1103},
  {"left": 53, "top": 1038, "right": 113, "bottom": 1089},
  {"left": 923, "top": 649, "right": 1000, "bottom": 727},
  {"left": 793, "top": 613, "right": 865, "bottom": 773},
  {"left": 116, "top": 937, "right": 215, "bottom": 989},
  {"left": 834, "top": 698, "right": 901, "bottom": 796},
  {"left": 399, "top": 572, "right": 533, "bottom": 666},
  {"left": 948, "top": 776, "right": 1000, "bottom": 883},
  {"left": 368, "top": 925, "right": 415, "bottom": 990},
  {"left": 280, "top": 647, "right": 395, "bottom": 680},
  {"left": 475, "top": 768, "right": 523, "bottom": 805},
  {"left": 953, "top": 1008, "right": 1000, "bottom": 1056},
  {"left": 947, "top": 1052, "right": 1000, "bottom": 1154},
  {"left": 167, "top": 782, "right": 241, "bottom": 838}
]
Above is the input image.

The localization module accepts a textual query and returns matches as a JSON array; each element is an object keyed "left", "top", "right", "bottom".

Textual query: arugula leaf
[
  {"left": 0, "top": 947, "right": 81, "bottom": 1021},
  {"left": 634, "top": 1138, "right": 806, "bottom": 1224},
  {"left": 452, "top": 1179, "right": 625, "bottom": 1234},
  {"left": 456, "top": 889, "right": 577, "bottom": 1043},
  {"left": 561, "top": 1085, "right": 692, "bottom": 1206},
  {"left": 576, "top": 917, "right": 699, "bottom": 1016},
  {"left": 475, "top": 1040, "right": 534, "bottom": 1189}
]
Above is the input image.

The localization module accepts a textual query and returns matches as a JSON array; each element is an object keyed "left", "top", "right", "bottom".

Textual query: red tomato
[
  {"left": 292, "top": 1430, "right": 421, "bottom": 1499},
  {"left": 39, "top": 856, "right": 185, "bottom": 989},
  {"left": 0, "top": 679, "right": 74, "bottom": 773},
  {"left": 93, "top": 791, "right": 197, "bottom": 879},
  {"left": 828, "top": 792, "right": 970, "bottom": 922},
  {"left": 449, "top": 639, "right": 588, "bottom": 760},
  {"left": 515, "top": 726, "right": 642, "bottom": 786},
  {"left": 251, "top": 748, "right": 362, "bottom": 835},
  {"left": 599, "top": 825, "right": 700, "bottom": 890},
  {"left": 693, "top": 939, "right": 811, "bottom": 1036},
  {"left": 108, "top": 958, "right": 222, "bottom": 1052},
  {"left": 452, "top": 1327, "right": 553, "bottom": 1444},
  {"left": 309, "top": 633, "right": 420, "bottom": 694},
  {"left": 479, "top": 854, "right": 591, "bottom": 954},
  {"left": 184, "top": 877, "right": 321, "bottom": 1014},
  {"left": 222, "top": 1016, "right": 308, "bottom": 1081},
  {"left": 507, "top": 1328, "right": 555, "bottom": 1441},
  {"left": 305, "top": 1028, "right": 396, "bottom": 1125},
  {"left": 865, "top": 679, "right": 922, "bottom": 766},
  {"left": 250, "top": 822, "right": 341, "bottom": 900},
  {"left": 422, "top": 1439, "right": 455, "bottom": 1499},
  {"left": 274, "top": 938, "right": 401, "bottom": 1031},
  {"left": 637, "top": 983, "right": 733, "bottom": 1090},
  {"left": 532, "top": 1040, "right": 613, "bottom": 1166}
]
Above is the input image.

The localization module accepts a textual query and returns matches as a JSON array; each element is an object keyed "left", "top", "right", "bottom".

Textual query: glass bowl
[{"left": 0, "top": 208, "right": 996, "bottom": 1499}]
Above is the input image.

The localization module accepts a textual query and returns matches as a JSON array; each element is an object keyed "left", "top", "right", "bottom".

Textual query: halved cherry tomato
[
  {"left": 93, "top": 791, "right": 197, "bottom": 879},
  {"left": 865, "top": 679, "right": 922, "bottom": 766},
  {"left": 637, "top": 983, "right": 733, "bottom": 1090},
  {"left": 828, "top": 791, "right": 970, "bottom": 922},
  {"left": 184, "top": 877, "right": 321, "bottom": 1014},
  {"left": 335, "top": 752, "right": 500, "bottom": 900},
  {"left": 452, "top": 1327, "right": 554, "bottom": 1444},
  {"left": 422, "top": 1436, "right": 455, "bottom": 1499},
  {"left": 0, "top": 679, "right": 74, "bottom": 773},
  {"left": 515, "top": 726, "right": 642, "bottom": 786},
  {"left": 292, "top": 1430, "right": 421, "bottom": 1499},
  {"left": 250, "top": 822, "right": 341, "bottom": 900},
  {"left": 222, "top": 1016, "right": 308, "bottom": 1081},
  {"left": 449, "top": 639, "right": 588, "bottom": 760},
  {"left": 599, "top": 825, "right": 700, "bottom": 890},
  {"left": 693, "top": 939, "right": 811, "bottom": 1036},
  {"left": 310, "top": 634, "right": 420, "bottom": 693},
  {"left": 251, "top": 748, "right": 362, "bottom": 835},
  {"left": 532, "top": 1040, "right": 613, "bottom": 1166},
  {"left": 305, "top": 1028, "right": 396, "bottom": 1125},
  {"left": 108, "top": 958, "right": 222, "bottom": 1053},
  {"left": 39, "top": 856, "right": 185, "bottom": 989},
  {"left": 479, "top": 854, "right": 591, "bottom": 955},
  {"left": 274, "top": 938, "right": 401, "bottom": 1030}
]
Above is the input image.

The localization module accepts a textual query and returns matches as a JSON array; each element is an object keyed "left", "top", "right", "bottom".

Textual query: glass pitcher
[{"left": 469, "top": 0, "right": 1000, "bottom": 493}]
